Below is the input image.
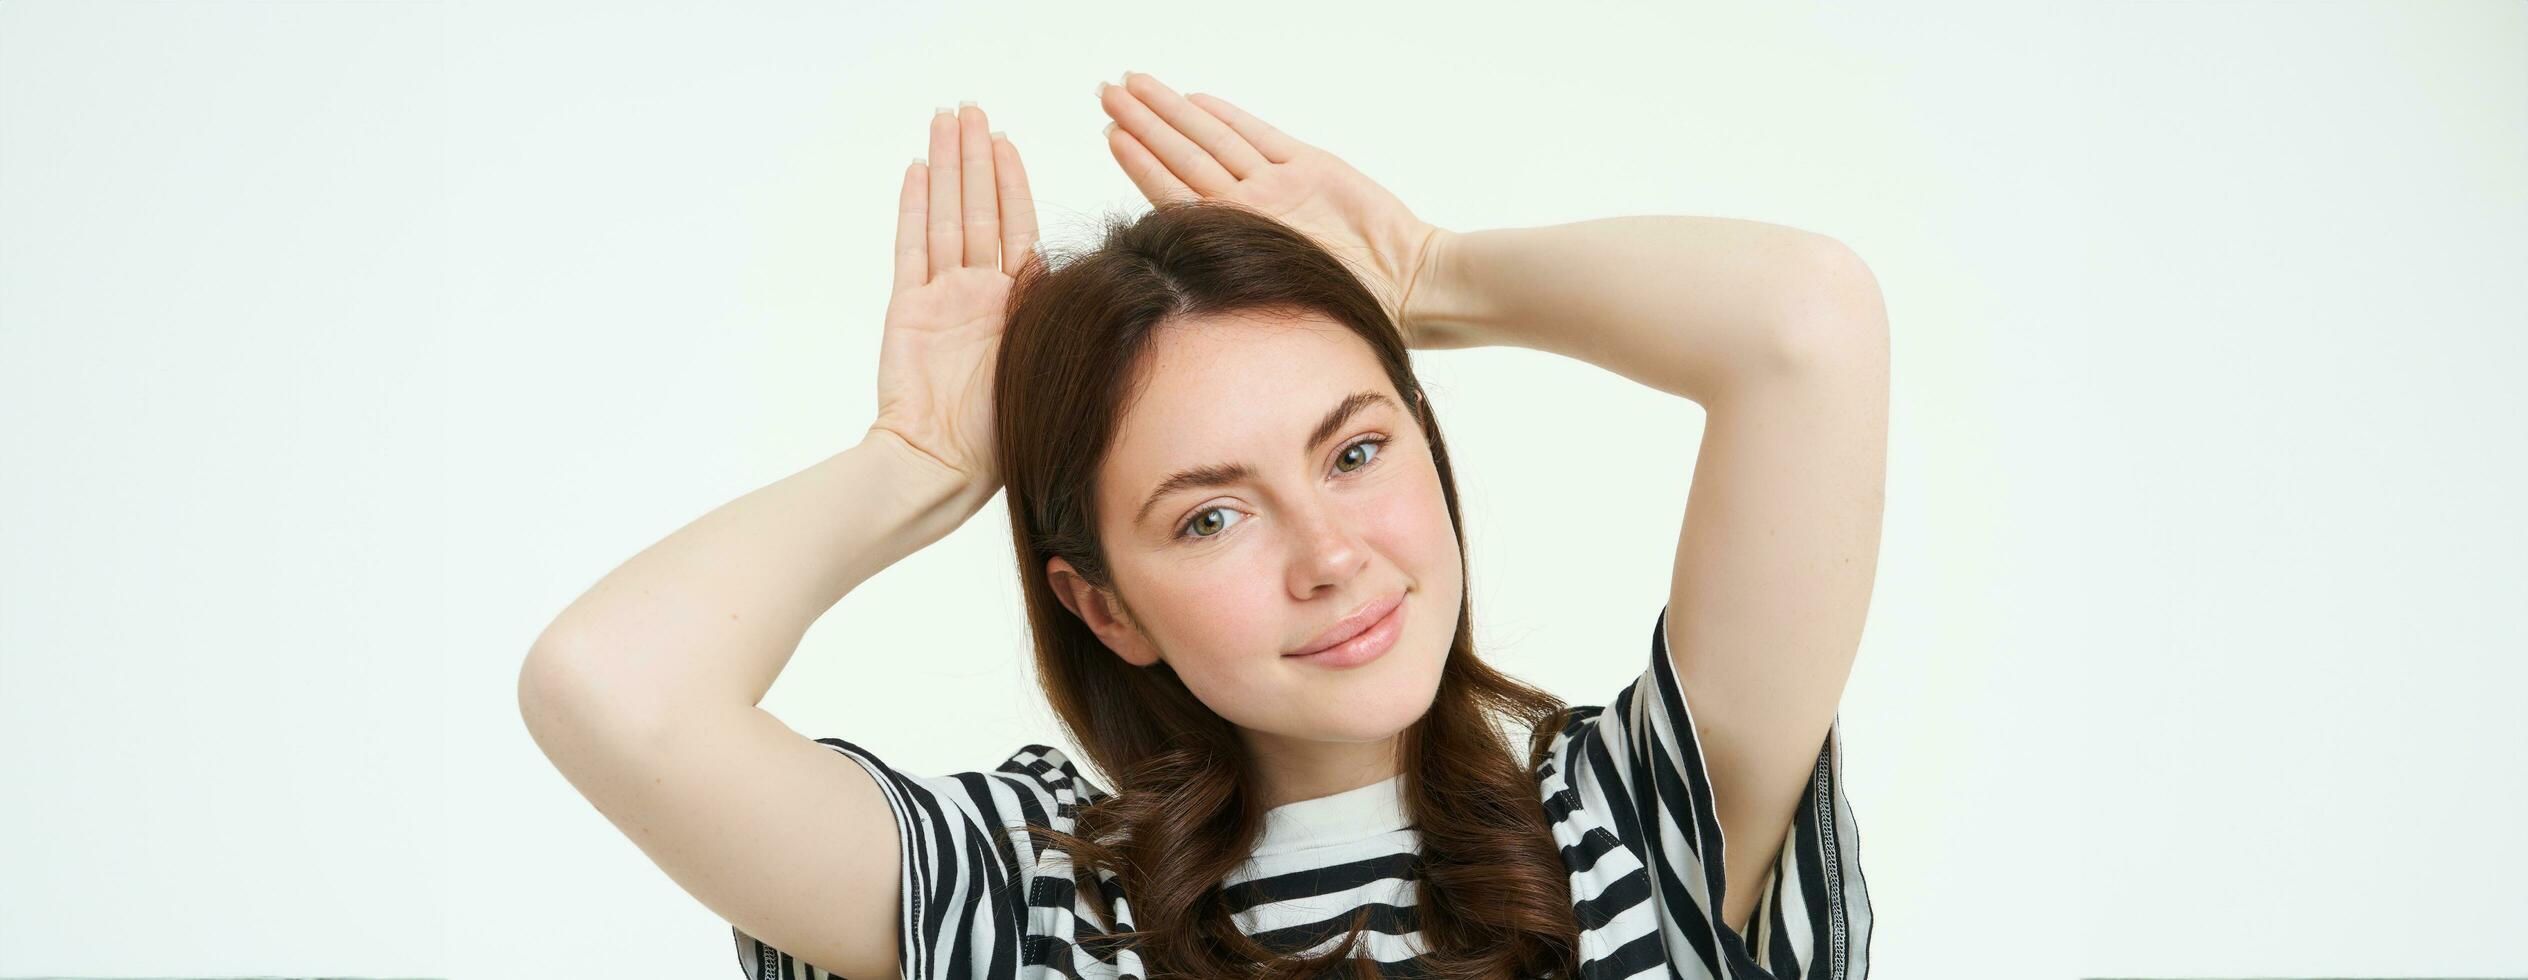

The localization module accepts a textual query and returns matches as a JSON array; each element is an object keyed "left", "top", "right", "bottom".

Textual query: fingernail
[
  {"left": 1119, "top": 70, "right": 1135, "bottom": 84},
  {"left": 1093, "top": 80, "right": 1108, "bottom": 99},
  {"left": 958, "top": 100, "right": 977, "bottom": 109},
  {"left": 912, "top": 157, "right": 925, "bottom": 166},
  {"left": 989, "top": 130, "right": 1005, "bottom": 140},
  {"left": 934, "top": 106, "right": 951, "bottom": 116},
  {"left": 1102, "top": 121, "right": 1118, "bottom": 137}
]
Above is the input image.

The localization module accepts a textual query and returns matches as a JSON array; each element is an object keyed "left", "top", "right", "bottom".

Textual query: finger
[
  {"left": 1104, "top": 121, "right": 1196, "bottom": 205},
  {"left": 958, "top": 103, "right": 999, "bottom": 269},
  {"left": 926, "top": 108, "right": 962, "bottom": 280},
  {"left": 894, "top": 159, "right": 929, "bottom": 292},
  {"left": 1183, "top": 91, "right": 1307, "bottom": 164},
  {"left": 1097, "top": 77, "right": 1238, "bottom": 197},
  {"left": 1117, "top": 72, "right": 1269, "bottom": 181},
  {"left": 991, "top": 133, "right": 1040, "bottom": 276}
]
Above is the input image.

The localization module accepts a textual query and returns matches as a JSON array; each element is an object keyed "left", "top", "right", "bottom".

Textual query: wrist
[
  {"left": 1396, "top": 224, "right": 1480, "bottom": 350},
  {"left": 856, "top": 428, "right": 996, "bottom": 542}
]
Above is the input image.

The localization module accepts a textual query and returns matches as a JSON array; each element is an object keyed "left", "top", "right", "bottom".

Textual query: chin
[{"left": 1311, "top": 646, "right": 1448, "bottom": 740}]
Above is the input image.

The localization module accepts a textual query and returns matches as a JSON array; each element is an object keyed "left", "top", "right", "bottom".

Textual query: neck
[{"left": 1238, "top": 729, "right": 1405, "bottom": 810}]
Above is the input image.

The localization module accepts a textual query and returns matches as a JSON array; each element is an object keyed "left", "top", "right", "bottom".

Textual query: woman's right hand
[{"left": 866, "top": 102, "right": 1038, "bottom": 495}]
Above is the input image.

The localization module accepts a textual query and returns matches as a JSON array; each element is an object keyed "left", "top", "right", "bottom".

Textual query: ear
[{"left": 1046, "top": 556, "right": 1163, "bottom": 667}]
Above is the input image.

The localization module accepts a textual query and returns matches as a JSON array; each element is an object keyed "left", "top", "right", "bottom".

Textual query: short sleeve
[
  {"left": 730, "top": 738, "right": 1107, "bottom": 980},
  {"left": 1548, "top": 604, "right": 1873, "bottom": 980}
]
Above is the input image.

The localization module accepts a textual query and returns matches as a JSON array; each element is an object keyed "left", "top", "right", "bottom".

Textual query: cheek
[
  {"left": 1365, "top": 460, "right": 1458, "bottom": 580},
  {"left": 1156, "top": 605, "right": 1290, "bottom": 734},
  {"left": 1143, "top": 573, "right": 1278, "bottom": 683}
]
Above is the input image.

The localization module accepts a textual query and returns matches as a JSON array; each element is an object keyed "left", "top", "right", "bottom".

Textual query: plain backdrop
[{"left": 2, "top": 2, "right": 2521, "bottom": 978}]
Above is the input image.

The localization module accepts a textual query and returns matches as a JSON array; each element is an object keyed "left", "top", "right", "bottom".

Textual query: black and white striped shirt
[{"left": 735, "top": 604, "right": 1872, "bottom": 979}]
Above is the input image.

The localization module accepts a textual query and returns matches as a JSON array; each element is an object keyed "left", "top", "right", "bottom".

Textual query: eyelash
[{"left": 1177, "top": 435, "right": 1391, "bottom": 542}]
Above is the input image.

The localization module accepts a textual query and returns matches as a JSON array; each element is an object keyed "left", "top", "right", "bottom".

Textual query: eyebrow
[{"left": 1133, "top": 389, "right": 1398, "bottom": 531}]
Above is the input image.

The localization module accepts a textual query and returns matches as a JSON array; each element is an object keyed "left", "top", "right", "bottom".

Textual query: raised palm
[
  {"left": 1095, "top": 73, "right": 1442, "bottom": 343},
  {"left": 869, "top": 103, "right": 1038, "bottom": 493}
]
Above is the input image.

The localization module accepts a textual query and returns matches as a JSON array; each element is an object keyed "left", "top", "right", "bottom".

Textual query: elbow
[
  {"left": 517, "top": 639, "right": 668, "bottom": 775},
  {"left": 517, "top": 637, "right": 633, "bottom": 745},
  {"left": 517, "top": 640, "right": 582, "bottom": 742},
  {"left": 518, "top": 634, "right": 700, "bottom": 754},
  {"left": 1770, "top": 236, "right": 1889, "bottom": 375}
]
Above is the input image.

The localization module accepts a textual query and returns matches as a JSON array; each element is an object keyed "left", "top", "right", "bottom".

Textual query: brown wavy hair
[{"left": 993, "top": 199, "right": 1579, "bottom": 979}]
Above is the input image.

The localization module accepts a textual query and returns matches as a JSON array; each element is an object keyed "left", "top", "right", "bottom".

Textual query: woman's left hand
[{"left": 1094, "top": 72, "right": 1445, "bottom": 345}]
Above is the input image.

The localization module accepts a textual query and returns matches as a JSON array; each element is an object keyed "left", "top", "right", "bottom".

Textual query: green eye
[
  {"left": 1186, "top": 507, "right": 1237, "bottom": 538},
  {"left": 1175, "top": 436, "right": 1390, "bottom": 542},
  {"left": 1335, "top": 438, "right": 1383, "bottom": 473}
]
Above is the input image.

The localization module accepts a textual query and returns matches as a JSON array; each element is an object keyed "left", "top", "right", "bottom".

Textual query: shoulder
[
  {"left": 1532, "top": 672, "right": 1648, "bottom": 773},
  {"left": 1525, "top": 628, "right": 1687, "bottom": 823},
  {"left": 990, "top": 743, "right": 1111, "bottom": 813},
  {"left": 809, "top": 737, "right": 1109, "bottom": 838}
]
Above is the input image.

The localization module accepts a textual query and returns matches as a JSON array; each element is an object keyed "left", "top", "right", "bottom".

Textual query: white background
[{"left": 2, "top": 2, "right": 2521, "bottom": 977}]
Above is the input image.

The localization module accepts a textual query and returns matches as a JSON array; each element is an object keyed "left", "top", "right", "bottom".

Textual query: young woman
[{"left": 520, "top": 72, "right": 1888, "bottom": 980}]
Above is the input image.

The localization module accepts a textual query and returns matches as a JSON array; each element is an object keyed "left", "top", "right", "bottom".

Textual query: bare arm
[
  {"left": 519, "top": 100, "right": 1035, "bottom": 979},
  {"left": 1401, "top": 217, "right": 1873, "bottom": 404},
  {"left": 518, "top": 429, "right": 985, "bottom": 979},
  {"left": 1408, "top": 218, "right": 1890, "bottom": 934},
  {"left": 523, "top": 427, "right": 990, "bottom": 715}
]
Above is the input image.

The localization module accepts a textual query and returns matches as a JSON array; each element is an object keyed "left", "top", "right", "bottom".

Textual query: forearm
[
  {"left": 1401, "top": 216, "right": 1863, "bottom": 405},
  {"left": 523, "top": 429, "right": 995, "bottom": 717}
]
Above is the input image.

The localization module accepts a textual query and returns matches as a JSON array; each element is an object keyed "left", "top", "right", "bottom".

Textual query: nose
[{"left": 1285, "top": 495, "right": 1371, "bottom": 600}]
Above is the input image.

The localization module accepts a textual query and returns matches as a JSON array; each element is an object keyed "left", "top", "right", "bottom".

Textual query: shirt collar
[{"left": 1251, "top": 773, "right": 1412, "bottom": 856}]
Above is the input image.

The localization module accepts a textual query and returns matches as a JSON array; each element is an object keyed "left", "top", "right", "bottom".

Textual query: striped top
[{"left": 734, "top": 604, "right": 1871, "bottom": 979}]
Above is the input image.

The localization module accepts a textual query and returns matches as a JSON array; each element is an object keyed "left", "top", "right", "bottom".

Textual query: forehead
[{"left": 1104, "top": 310, "right": 1395, "bottom": 493}]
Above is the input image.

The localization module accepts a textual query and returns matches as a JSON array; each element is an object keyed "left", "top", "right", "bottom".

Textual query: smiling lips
[{"left": 1285, "top": 590, "right": 1407, "bottom": 668}]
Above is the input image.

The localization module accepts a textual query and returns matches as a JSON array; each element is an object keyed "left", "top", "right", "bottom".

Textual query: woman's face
[{"left": 1047, "top": 309, "right": 1463, "bottom": 754}]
